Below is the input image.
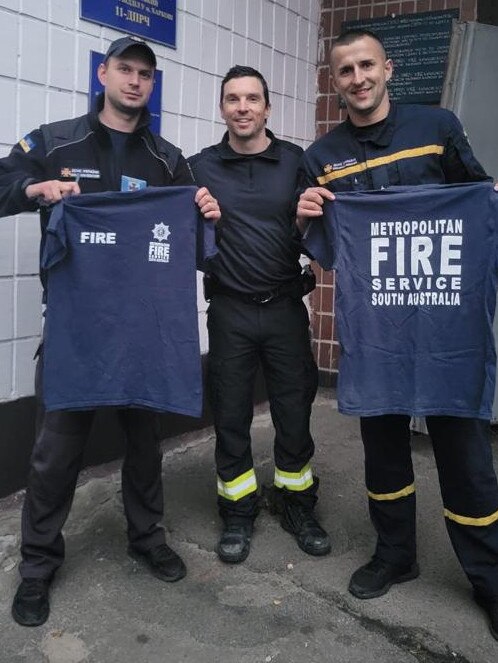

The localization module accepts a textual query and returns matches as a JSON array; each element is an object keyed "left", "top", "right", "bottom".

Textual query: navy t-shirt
[
  {"left": 41, "top": 186, "right": 216, "bottom": 416},
  {"left": 304, "top": 182, "right": 498, "bottom": 419}
]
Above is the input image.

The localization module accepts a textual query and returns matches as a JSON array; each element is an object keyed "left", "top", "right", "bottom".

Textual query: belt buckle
[{"left": 252, "top": 291, "right": 274, "bottom": 304}]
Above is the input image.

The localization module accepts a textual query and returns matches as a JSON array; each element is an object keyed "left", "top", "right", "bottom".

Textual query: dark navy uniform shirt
[{"left": 41, "top": 186, "right": 216, "bottom": 416}]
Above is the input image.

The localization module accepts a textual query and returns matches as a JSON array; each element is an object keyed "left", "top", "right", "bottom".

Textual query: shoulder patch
[{"left": 19, "top": 134, "right": 36, "bottom": 153}]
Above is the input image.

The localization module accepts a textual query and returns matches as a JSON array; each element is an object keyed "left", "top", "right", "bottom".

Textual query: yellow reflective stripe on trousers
[
  {"left": 217, "top": 468, "right": 257, "bottom": 501},
  {"left": 444, "top": 507, "right": 498, "bottom": 527},
  {"left": 367, "top": 483, "right": 415, "bottom": 501},
  {"left": 274, "top": 463, "right": 314, "bottom": 491}
]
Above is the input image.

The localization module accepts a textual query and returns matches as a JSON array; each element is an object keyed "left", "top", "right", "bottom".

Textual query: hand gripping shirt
[
  {"left": 304, "top": 182, "right": 498, "bottom": 419},
  {"left": 41, "top": 186, "right": 216, "bottom": 415}
]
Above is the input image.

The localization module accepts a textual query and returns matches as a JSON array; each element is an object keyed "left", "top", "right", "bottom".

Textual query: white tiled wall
[{"left": 0, "top": 0, "right": 320, "bottom": 402}]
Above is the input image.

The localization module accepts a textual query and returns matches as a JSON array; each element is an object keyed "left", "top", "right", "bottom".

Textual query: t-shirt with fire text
[
  {"left": 304, "top": 182, "right": 498, "bottom": 418},
  {"left": 41, "top": 186, "right": 216, "bottom": 415}
]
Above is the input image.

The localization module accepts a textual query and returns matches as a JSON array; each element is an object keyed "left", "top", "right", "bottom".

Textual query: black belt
[
  {"left": 209, "top": 278, "right": 302, "bottom": 305},
  {"left": 204, "top": 267, "right": 316, "bottom": 305}
]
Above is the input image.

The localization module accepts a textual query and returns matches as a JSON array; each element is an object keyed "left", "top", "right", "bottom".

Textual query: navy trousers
[
  {"left": 207, "top": 293, "right": 318, "bottom": 520},
  {"left": 19, "top": 355, "right": 166, "bottom": 579},
  {"left": 361, "top": 414, "right": 498, "bottom": 600}
]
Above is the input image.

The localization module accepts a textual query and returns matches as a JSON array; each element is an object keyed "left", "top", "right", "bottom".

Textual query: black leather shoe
[
  {"left": 12, "top": 578, "right": 51, "bottom": 627},
  {"left": 280, "top": 504, "right": 331, "bottom": 556},
  {"left": 349, "top": 557, "right": 419, "bottom": 599},
  {"left": 128, "top": 543, "right": 186, "bottom": 582},
  {"left": 217, "top": 521, "right": 253, "bottom": 564},
  {"left": 475, "top": 595, "right": 498, "bottom": 640}
]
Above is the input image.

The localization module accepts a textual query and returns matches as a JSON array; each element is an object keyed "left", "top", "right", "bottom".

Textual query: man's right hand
[
  {"left": 25, "top": 180, "right": 81, "bottom": 205},
  {"left": 296, "top": 186, "right": 335, "bottom": 234}
]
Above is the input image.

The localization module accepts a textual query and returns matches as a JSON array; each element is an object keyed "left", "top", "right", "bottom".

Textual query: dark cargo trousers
[
  {"left": 19, "top": 357, "right": 166, "bottom": 580},
  {"left": 207, "top": 293, "right": 319, "bottom": 521},
  {"left": 361, "top": 414, "right": 498, "bottom": 600}
]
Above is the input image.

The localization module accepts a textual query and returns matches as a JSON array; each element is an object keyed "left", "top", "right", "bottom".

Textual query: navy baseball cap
[{"left": 104, "top": 36, "right": 157, "bottom": 67}]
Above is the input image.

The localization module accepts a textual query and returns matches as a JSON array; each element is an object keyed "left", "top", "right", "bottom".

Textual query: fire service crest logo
[{"left": 149, "top": 222, "right": 171, "bottom": 263}]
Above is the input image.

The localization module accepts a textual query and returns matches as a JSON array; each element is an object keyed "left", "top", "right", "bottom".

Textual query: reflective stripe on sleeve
[
  {"left": 444, "top": 507, "right": 498, "bottom": 527},
  {"left": 274, "top": 463, "right": 314, "bottom": 491},
  {"left": 367, "top": 483, "right": 415, "bottom": 501},
  {"left": 217, "top": 468, "right": 257, "bottom": 501}
]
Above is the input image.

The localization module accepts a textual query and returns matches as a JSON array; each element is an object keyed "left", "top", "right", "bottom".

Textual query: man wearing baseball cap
[
  {"left": 104, "top": 35, "right": 157, "bottom": 67},
  {"left": 0, "top": 36, "right": 219, "bottom": 627}
]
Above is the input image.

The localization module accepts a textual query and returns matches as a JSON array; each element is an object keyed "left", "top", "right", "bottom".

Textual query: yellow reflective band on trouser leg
[
  {"left": 367, "top": 483, "right": 415, "bottom": 501},
  {"left": 444, "top": 507, "right": 498, "bottom": 527},
  {"left": 217, "top": 468, "right": 257, "bottom": 501},
  {"left": 274, "top": 463, "right": 314, "bottom": 491}
]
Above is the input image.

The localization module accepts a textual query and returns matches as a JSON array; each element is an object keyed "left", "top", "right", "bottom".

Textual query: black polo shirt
[{"left": 188, "top": 130, "right": 303, "bottom": 293}]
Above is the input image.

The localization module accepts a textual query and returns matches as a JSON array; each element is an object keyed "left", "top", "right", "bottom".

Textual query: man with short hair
[
  {"left": 297, "top": 28, "right": 498, "bottom": 639},
  {"left": 189, "top": 65, "right": 330, "bottom": 564},
  {"left": 0, "top": 36, "right": 220, "bottom": 627}
]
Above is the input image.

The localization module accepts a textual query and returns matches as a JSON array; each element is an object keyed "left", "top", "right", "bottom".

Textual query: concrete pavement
[{"left": 1, "top": 390, "right": 497, "bottom": 663}]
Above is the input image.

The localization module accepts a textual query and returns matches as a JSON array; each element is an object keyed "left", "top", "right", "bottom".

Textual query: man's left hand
[{"left": 195, "top": 187, "right": 221, "bottom": 222}]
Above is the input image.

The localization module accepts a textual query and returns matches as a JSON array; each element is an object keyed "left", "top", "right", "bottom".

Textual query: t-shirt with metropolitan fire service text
[
  {"left": 304, "top": 182, "right": 498, "bottom": 419},
  {"left": 41, "top": 186, "right": 216, "bottom": 416}
]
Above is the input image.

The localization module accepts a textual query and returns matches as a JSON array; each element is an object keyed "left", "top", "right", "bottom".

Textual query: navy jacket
[
  {"left": 299, "top": 103, "right": 490, "bottom": 192},
  {"left": 0, "top": 94, "right": 193, "bottom": 295},
  {"left": 0, "top": 95, "right": 192, "bottom": 217}
]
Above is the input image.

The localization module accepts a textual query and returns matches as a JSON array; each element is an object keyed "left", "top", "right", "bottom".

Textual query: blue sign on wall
[
  {"left": 89, "top": 51, "right": 163, "bottom": 135},
  {"left": 81, "top": 0, "right": 176, "bottom": 49}
]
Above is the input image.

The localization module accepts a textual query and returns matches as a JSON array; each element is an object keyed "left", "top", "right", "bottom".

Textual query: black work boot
[
  {"left": 128, "top": 543, "right": 186, "bottom": 582},
  {"left": 217, "top": 519, "right": 253, "bottom": 564},
  {"left": 475, "top": 595, "right": 498, "bottom": 640},
  {"left": 348, "top": 556, "right": 419, "bottom": 599},
  {"left": 281, "top": 502, "right": 331, "bottom": 556},
  {"left": 12, "top": 577, "right": 52, "bottom": 627}
]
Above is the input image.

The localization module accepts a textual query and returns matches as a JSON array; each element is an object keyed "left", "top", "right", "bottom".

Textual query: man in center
[{"left": 189, "top": 65, "right": 330, "bottom": 563}]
